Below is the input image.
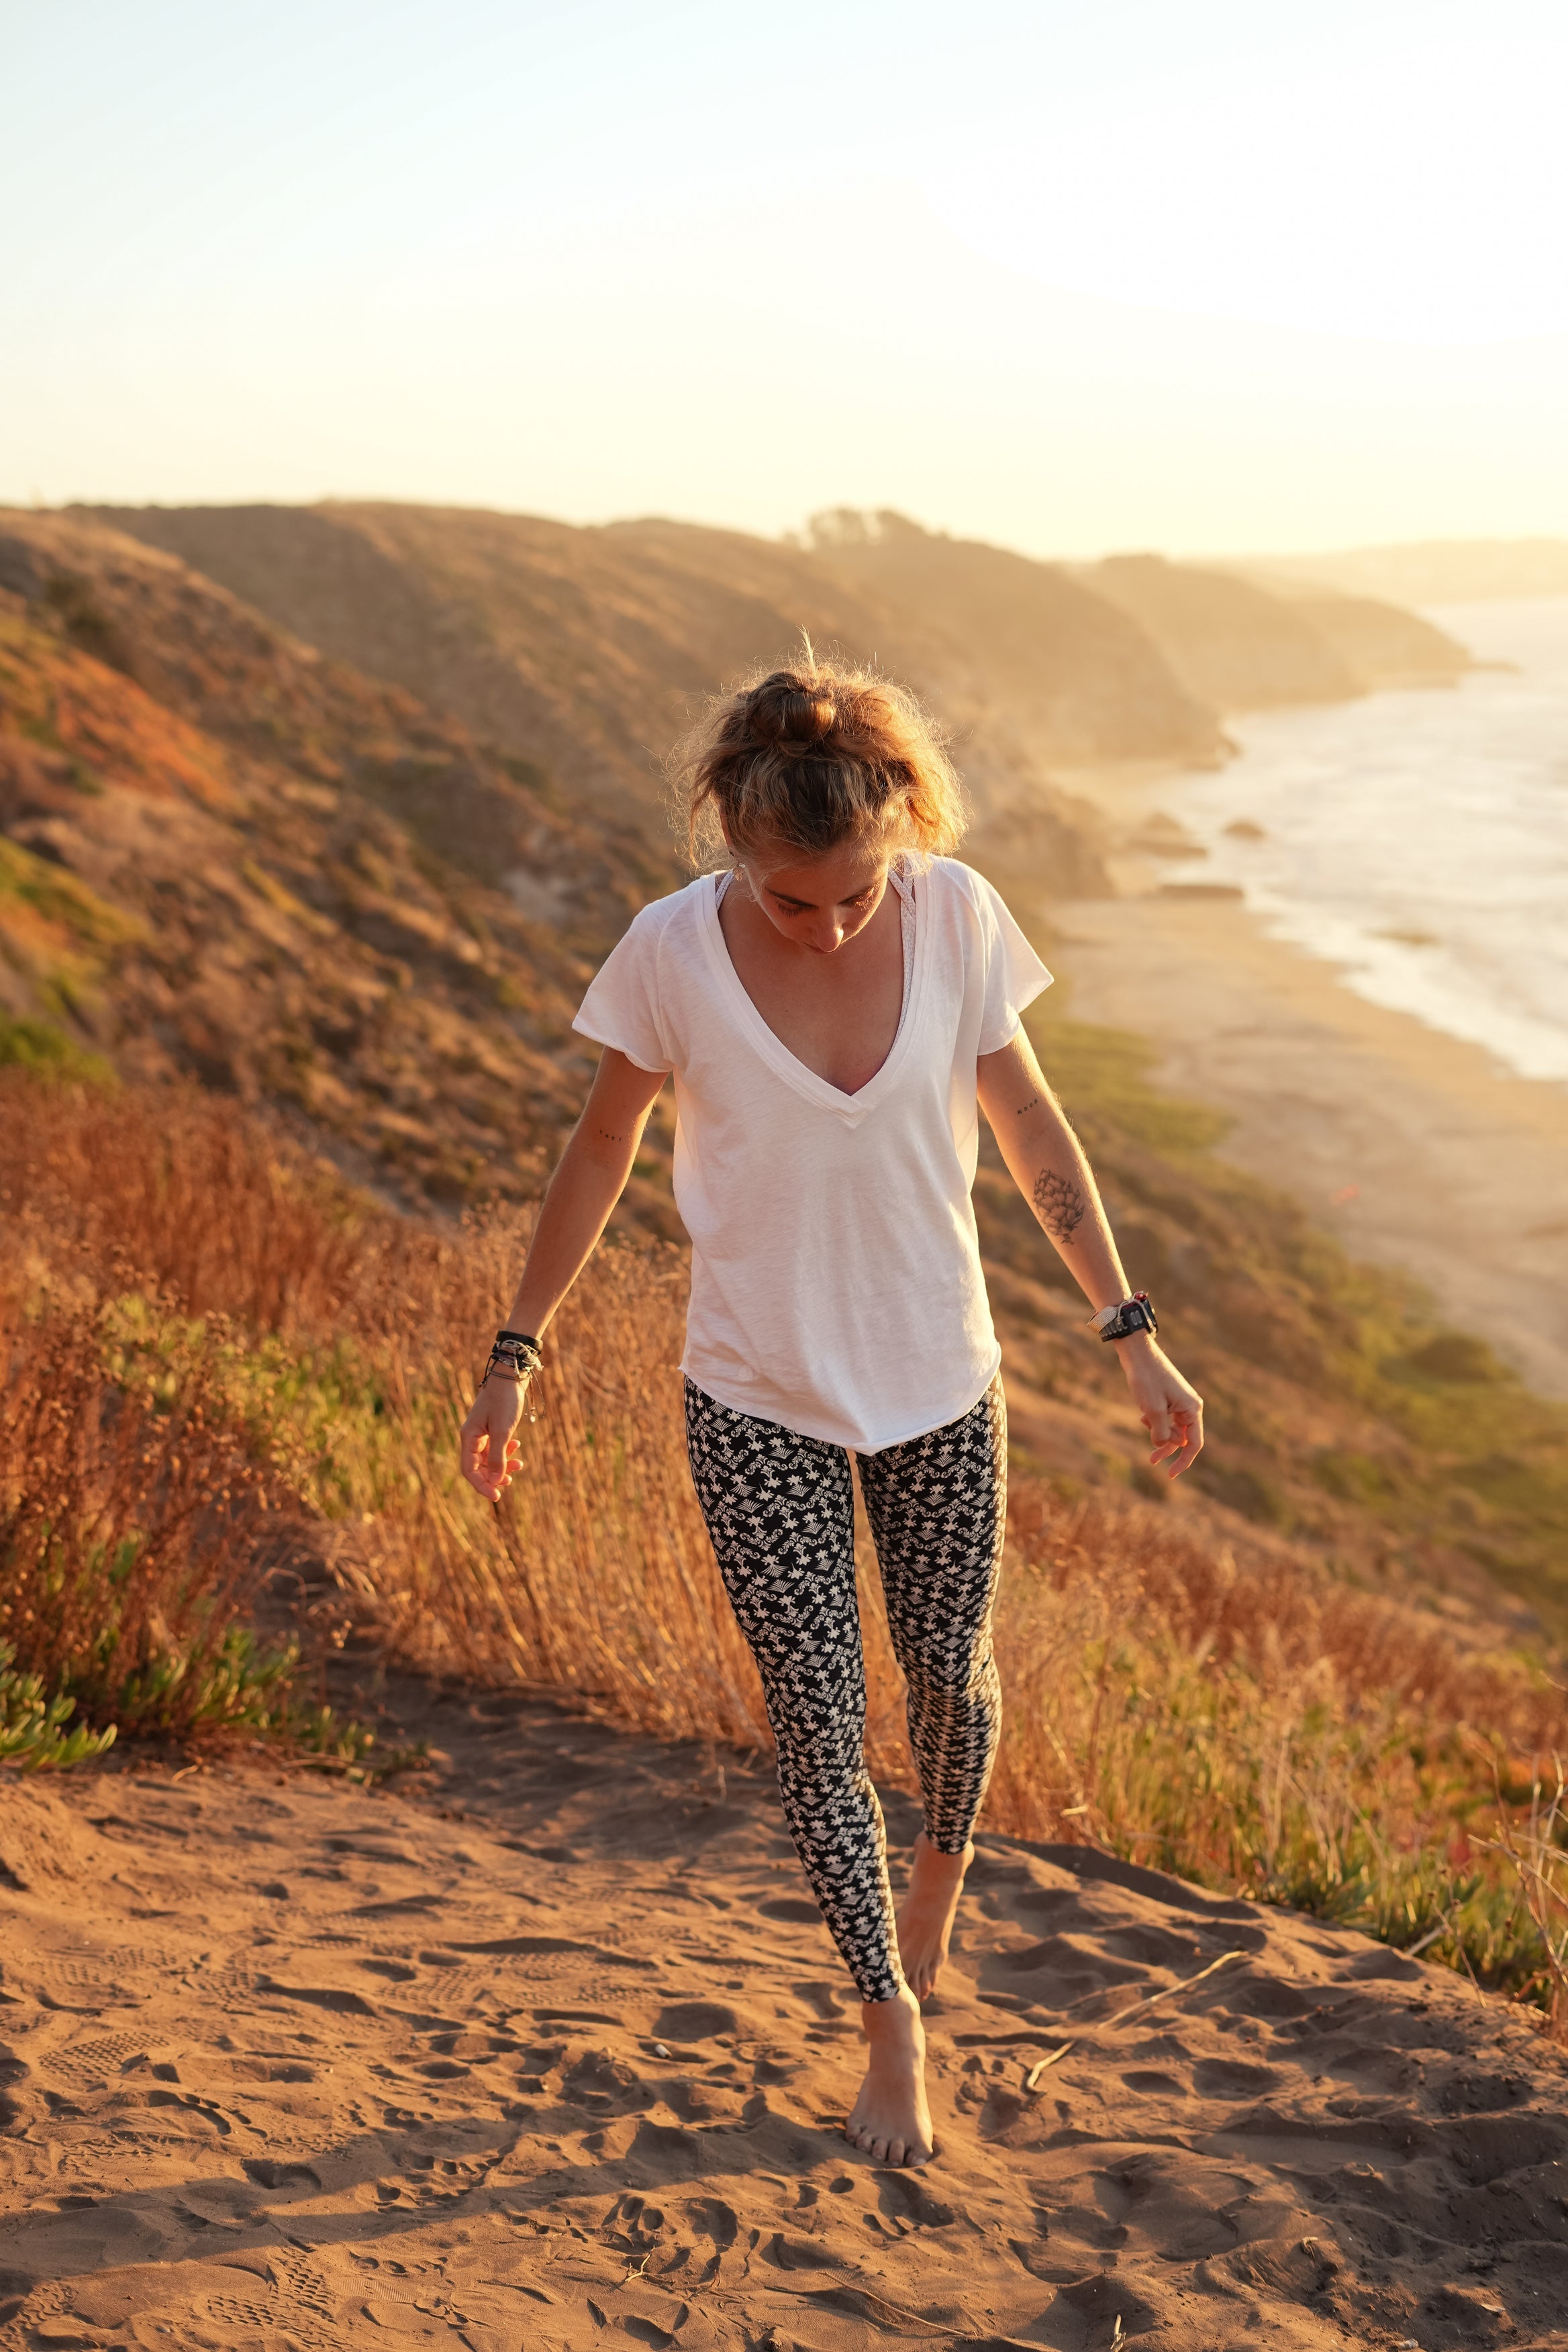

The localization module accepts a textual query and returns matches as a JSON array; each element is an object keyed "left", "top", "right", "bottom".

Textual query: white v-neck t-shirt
[{"left": 571, "top": 856, "right": 1052, "bottom": 1453}]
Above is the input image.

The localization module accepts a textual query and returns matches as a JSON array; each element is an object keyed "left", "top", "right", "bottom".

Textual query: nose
[{"left": 806, "top": 917, "right": 846, "bottom": 953}]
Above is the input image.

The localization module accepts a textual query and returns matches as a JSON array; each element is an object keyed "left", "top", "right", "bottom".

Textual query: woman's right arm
[{"left": 458, "top": 1046, "right": 669, "bottom": 1500}]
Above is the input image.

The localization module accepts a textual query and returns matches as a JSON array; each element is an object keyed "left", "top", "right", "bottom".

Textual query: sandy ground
[
  {"left": 5, "top": 1689, "right": 1568, "bottom": 2352},
  {"left": 1050, "top": 895, "right": 1568, "bottom": 1400}
]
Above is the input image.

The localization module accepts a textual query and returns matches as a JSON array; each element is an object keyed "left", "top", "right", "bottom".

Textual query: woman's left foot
[
  {"left": 845, "top": 1985, "right": 934, "bottom": 2167},
  {"left": 895, "top": 1832, "right": 973, "bottom": 2002}
]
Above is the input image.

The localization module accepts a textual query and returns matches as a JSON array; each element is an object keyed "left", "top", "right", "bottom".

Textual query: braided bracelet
[{"left": 483, "top": 1328, "right": 543, "bottom": 1384}]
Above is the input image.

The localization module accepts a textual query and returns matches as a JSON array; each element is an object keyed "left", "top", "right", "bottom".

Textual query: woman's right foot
[
  {"left": 895, "top": 1832, "right": 972, "bottom": 2001},
  {"left": 844, "top": 1984, "right": 934, "bottom": 2167}
]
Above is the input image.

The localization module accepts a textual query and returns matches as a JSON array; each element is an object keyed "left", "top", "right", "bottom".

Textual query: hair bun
[
  {"left": 746, "top": 674, "right": 839, "bottom": 752},
  {"left": 673, "top": 650, "right": 965, "bottom": 867}
]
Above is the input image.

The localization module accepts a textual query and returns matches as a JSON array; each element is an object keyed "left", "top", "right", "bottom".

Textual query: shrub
[
  {"left": 0, "top": 1643, "right": 116, "bottom": 1771},
  {"left": 5, "top": 1070, "right": 1568, "bottom": 2028},
  {"left": 0, "top": 1301, "right": 277, "bottom": 1738}
]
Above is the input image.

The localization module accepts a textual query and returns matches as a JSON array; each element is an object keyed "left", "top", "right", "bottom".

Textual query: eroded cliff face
[
  {"left": 801, "top": 509, "right": 1226, "bottom": 770},
  {"left": 1083, "top": 551, "right": 1471, "bottom": 712},
  {"left": 79, "top": 499, "right": 1191, "bottom": 865},
  {"left": 0, "top": 511, "right": 679, "bottom": 1218},
  {"left": 1264, "top": 585, "right": 1473, "bottom": 691}
]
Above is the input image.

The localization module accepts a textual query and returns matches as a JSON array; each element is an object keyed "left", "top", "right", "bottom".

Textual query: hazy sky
[{"left": 6, "top": 0, "right": 1567, "bottom": 555}]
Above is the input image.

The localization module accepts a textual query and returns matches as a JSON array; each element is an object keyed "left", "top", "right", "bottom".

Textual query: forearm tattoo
[{"left": 1032, "top": 1167, "right": 1087, "bottom": 1245}]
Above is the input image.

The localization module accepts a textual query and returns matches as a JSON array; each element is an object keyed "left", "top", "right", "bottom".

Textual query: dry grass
[
  {"left": 321, "top": 1221, "right": 773, "bottom": 1754},
  {"left": 0, "top": 1295, "right": 330, "bottom": 1767},
  {"left": 5, "top": 1071, "right": 1568, "bottom": 2019},
  {"left": 981, "top": 1496, "right": 1568, "bottom": 1999},
  {"left": 0, "top": 1082, "right": 377, "bottom": 1332}
]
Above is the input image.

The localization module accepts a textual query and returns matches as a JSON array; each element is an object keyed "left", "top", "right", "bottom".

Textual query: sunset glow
[{"left": 5, "top": 0, "right": 1567, "bottom": 551}]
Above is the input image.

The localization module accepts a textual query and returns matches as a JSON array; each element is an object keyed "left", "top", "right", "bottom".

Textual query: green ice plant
[{"left": 0, "top": 1641, "right": 117, "bottom": 1772}]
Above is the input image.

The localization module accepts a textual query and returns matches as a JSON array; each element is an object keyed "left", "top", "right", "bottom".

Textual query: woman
[{"left": 459, "top": 660, "right": 1203, "bottom": 2169}]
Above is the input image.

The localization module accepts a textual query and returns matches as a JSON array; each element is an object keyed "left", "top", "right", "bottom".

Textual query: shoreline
[{"left": 1049, "top": 890, "right": 1568, "bottom": 1399}]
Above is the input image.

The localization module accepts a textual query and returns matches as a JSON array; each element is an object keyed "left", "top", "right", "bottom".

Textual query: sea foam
[{"left": 1173, "top": 597, "right": 1568, "bottom": 1088}]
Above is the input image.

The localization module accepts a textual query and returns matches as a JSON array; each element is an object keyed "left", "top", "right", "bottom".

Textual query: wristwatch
[{"left": 1090, "top": 1291, "right": 1159, "bottom": 1343}]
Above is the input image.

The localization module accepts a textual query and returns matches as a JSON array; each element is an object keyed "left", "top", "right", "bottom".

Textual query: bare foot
[
  {"left": 895, "top": 1832, "right": 972, "bottom": 2002},
  {"left": 845, "top": 1983, "right": 934, "bottom": 2167}
]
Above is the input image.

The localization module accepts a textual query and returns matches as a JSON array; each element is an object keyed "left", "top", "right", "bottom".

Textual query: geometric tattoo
[{"left": 1032, "top": 1167, "right": 1087, "bottom": 1244}]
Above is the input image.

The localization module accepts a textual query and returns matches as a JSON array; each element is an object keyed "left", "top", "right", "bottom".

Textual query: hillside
[
  {"left": 1083, "top": 552, "right": 1469, "bottom": 713},
  {"left": 78, "top": 501, "right": 1478, "bottom": 844},
  {"left": 1269, "top": 583, "right": 1473, "bottom": 689},
  {"left": 800, "top": 507, "right": 1225, "bottom": 766},
  {"left": 5, "top": 504, "right": 1561, "bottom": 1623},
  {"left": 81, "top": 501, "right": 1214, "bottom": 852},
  {"left": 0, "top": 510, "right": 679, "bottom": 1216},
  {"left": 79, "top": 501, "right": 940, "bottom": 818}
]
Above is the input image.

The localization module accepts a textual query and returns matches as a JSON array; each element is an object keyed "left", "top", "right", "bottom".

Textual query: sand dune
[{"left": 5, "top": 1686, "right": 1567, "bottom": 2351}]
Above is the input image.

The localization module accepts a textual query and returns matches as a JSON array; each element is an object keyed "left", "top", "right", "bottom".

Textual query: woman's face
[{"left": 735, "top": 836, "right": 892, "bottom": 955}]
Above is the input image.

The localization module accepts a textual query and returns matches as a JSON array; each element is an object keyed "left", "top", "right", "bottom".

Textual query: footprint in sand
[{"left": 5, "top": 1712, "right": 1568, "bottom": 2348}]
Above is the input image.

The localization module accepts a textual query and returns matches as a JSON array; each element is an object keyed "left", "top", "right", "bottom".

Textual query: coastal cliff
[{"left": 1085, "top": 551, "right": 1469, "bottom": 712}]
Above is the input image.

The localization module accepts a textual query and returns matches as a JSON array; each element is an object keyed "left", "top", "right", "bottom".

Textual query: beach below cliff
[{"left": 1049, "top": 891, "right": 1568, "bottom": 1402}]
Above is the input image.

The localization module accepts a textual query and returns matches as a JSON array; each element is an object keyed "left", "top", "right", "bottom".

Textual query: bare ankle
[
  {"left": 912, "top": 1830, "right": 972, "bottom": 1877},
  {"left": 896, "top": 1836, "right": 973, "bottom": 2004},
  {"left": 861, "top": 1983, "right": 921, "bottom": 2035}
]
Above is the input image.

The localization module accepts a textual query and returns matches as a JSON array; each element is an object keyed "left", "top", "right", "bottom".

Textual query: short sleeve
[
  {"left": 572, "top": 905, "right": 675, "bottom": 1073},
  {"left": 972, "top": 873, "right": 1053, "bottom": 1054}
]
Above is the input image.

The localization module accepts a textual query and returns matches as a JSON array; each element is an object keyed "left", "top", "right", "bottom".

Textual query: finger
[
  {"left": 1165, "top": 1409, "right": 1205, "bottom": 1478},
  {"left": 462, "top": 1422, "right": 507, "bottom": 1498},
  {"left": 1144, "top": 1412, "right": 1180, "bottom": 1449},
  {"left": 462, "top": 1405, "right": 528, "bottom": 1500}
]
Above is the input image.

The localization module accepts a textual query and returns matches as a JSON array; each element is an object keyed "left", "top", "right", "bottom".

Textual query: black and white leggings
[{"left": 684, "top": 1375, "right": 1006, "bottom": 2004}]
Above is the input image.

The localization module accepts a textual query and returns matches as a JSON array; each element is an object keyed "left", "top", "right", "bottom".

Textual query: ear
[{"left": 718, "top": 819, "right": 748, "bottom": 878}]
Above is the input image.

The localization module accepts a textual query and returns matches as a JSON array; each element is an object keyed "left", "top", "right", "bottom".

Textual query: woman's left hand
[{"left": 1118, "top": 1338, "right": 1204, "bottom": 1477}]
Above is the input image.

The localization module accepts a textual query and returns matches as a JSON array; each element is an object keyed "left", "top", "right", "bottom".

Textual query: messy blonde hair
[{"left": 671, "top": 652, "right": 967, "bottom": 868}]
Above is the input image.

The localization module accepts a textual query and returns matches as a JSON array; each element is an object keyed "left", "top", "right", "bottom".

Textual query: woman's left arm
[{"left": 977, "top": 1029, "right": 1204, "bottom": 1478}]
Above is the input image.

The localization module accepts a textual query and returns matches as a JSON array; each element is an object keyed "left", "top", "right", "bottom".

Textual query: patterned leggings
[{"left": 684, "top": 1375, "right": 1006, "bottom": 2004}]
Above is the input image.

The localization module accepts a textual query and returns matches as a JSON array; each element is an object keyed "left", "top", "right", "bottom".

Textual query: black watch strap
[{"left": 1094, "top": 1291, "right": 1159, "bottom": 1343}]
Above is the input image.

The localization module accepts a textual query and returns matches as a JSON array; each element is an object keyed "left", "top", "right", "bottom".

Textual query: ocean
[{"left": 1167, "top": 597, "right": 1568, "bottom": 1089}]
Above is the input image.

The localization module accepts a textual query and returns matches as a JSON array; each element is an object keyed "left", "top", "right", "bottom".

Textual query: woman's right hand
[{"left": 459, "top": 1374, "right": 528, "bottom": 1501}]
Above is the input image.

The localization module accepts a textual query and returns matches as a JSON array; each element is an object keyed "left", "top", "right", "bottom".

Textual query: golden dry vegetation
[{"left": 3, "top": 1074, "right": 1566, "bottom": 2030}]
